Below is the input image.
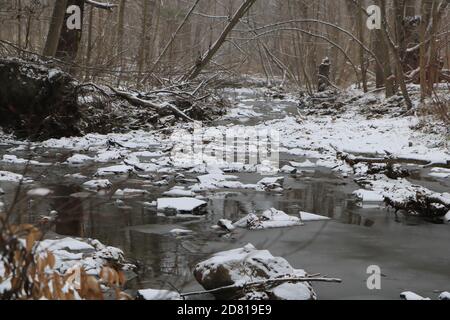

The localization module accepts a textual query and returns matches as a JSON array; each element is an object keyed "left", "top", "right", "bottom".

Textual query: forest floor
[{"left": 0, "top": 83, "right": 449, "bottom": 300}]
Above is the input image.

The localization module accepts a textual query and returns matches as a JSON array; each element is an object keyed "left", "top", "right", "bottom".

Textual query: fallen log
[
  {"left": 336, "top": 150, "right": 450, "bottom": 169},
  {"left": 384, "top": 190, "right": 450, "bottom": 217}
]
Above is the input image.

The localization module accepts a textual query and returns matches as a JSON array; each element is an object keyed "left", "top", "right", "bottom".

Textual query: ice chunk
[
  {"left": 137, "top": 289, "right": 182, "bottom": 300},
  {"left": 299, "top": 212, "right": 331, "bottom": 221}
]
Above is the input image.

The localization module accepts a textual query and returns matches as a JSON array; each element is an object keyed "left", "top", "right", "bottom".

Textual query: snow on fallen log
[
  {"left": 190, "top": 244, "right": 340, "bottom": 300},
  {"left": 356, "top": 176, "right": 450, "bottom": 217}
]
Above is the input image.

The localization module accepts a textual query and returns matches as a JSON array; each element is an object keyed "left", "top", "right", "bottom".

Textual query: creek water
[{"left": 0, "top": 89, "right": 449, "bottom": 300}]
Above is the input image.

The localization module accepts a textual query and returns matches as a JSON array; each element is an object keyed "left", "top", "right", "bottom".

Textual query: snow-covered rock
[
  {"left": 438, "top": 291, "right": 450, "bottom": 300},
  {"left": 65, "top": 154, "right": 93, "bottom": 165},
  {"left": 257, "top": 177, "right": 284, "bottom": 192},
  {"left": 83, "top": 179, "right": 112, "bottom": 190},
  {"left": 0, "top": 188, "right": 4, "bottom": 195},
  {"left": 444, "top": 211, "right": 450, "bottom": 224},
  {"left": 217, "top": 219, "right": 236, "bottom": 232},
  {"left": 400, "top": 291, "right": 430, "bottom": 300},
  {"left": 234, "top": 208, "right": 302, "bottom": 230},
  {"left": 137, "top": 289, "right": 182, "bottom": 300},
  {"left": 0, "top": 171, "right": 32, "bottom": 183},
  {"left": 193, "top": 244, "right": 316, "bottom": 300},
  {"left": 157, "top": 197, "right": 207, "bottom": 215}
]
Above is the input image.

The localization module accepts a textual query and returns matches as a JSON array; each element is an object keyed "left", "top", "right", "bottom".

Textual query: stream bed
[{"left": 0, "top": 88, "right": 449, "bottom": 300}]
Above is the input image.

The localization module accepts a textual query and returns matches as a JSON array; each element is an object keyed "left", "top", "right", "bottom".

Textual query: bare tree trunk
[
  {"left": 356, "top": 0, "right": 367, "bottom": 92},
  {"left": 116, "top": 0, "right": 126, "bottom": 85},
  {"left": 55, "top": 0, "right": 85, "bottom": 63},
  {"left": 182, "top": 0, "right": 257, "bottom": 81},
  {"left": 43, "top": 0, "right": 68, "bottom": 57},
  {"left": 420, "top": 0, "right": 433, "bottom": 100},
  {"left": 378, "top": 0, "right": 413, "bottom": 109}
]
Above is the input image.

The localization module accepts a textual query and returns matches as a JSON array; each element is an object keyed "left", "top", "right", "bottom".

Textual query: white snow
[{"left": 157, "top": 197, "right": 207, "bottom": 214}]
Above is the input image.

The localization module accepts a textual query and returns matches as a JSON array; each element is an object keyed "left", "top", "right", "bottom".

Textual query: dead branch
[
  {"left": 105, "top": 85, "right": 195, "bottom": 122},
  {"left": 180, "top": 276, "right": 342, "bottom": 298}
]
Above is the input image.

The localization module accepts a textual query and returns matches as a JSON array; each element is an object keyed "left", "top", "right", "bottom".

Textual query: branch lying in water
[{"left": 180, "top": 276, "right": 342, "bottom": 298}]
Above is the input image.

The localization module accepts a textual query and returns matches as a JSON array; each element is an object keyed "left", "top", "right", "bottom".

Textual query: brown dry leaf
[
  {"left": 47, "top": 251, "right": 56, "bottom": 269},
  {"left": 26, "top": 232, "right": 36, "bottom": 252},
  {"left": 118, "top": 271, "right": 126, "bottom": 286}
]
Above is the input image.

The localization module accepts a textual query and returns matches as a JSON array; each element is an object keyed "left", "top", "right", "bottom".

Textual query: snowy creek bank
[{"left": 0, "top": 87, "right": 449, "bottom": 299}]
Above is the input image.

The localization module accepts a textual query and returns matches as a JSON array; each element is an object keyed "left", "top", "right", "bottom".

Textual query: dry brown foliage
[{"left": 0, "top": 218, "right": 130, "bottom": 300}]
